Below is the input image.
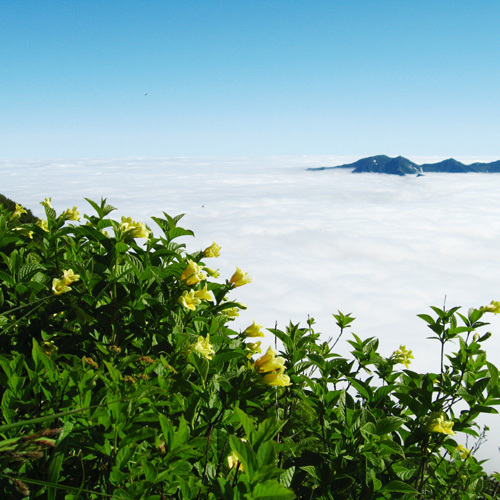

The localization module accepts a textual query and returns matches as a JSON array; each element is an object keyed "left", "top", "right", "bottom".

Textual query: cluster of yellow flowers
[
  {"left": 420, "top": 411, "right": 455, "bottom": 436},
  {"left": 181, "top": 260, "right": 207, "bottom": 286},
  {"left": 37, "top": 219, "right": 49, "bottom": 232},
  {"left": 480, "top": 300, "right": 500, "bottom": 314},
  {"left": 178, "top": 287, "right": 214, "bottom": 311},
  {"left": 52, "top": 269, "right": 80, "bottom": 295},
  {"left": 11, "top": 203, "right": 27, "bottom": 219},
  {"left": 392, "top": 345, "right": 414, "bottom": 368},
  {"left": 63, "top": 206, "right": 80, "bottom": 221},
  {"left": 191, "top": 334, "right": 216, "bottom": 360},
  {"left": 253, "top": 347, "right": 292, "bottom": 387},
  {"left": 119, "top": 216, "right": 151, "bottom": 239},
  {"left": 455, "top": 444, "right": 471, "bottom": 460}
]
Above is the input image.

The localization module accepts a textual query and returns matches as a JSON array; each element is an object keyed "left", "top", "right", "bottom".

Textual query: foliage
[
  {"left": 0, "top": 198, "right": 499, "bottom": 499},
  {"left": 0, "top": 194, "right": 38, "bottom": 224}
]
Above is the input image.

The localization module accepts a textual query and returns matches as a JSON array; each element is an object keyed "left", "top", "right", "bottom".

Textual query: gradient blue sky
[{"left": 2, "top": 1, "right": 500, "bottom": 158}]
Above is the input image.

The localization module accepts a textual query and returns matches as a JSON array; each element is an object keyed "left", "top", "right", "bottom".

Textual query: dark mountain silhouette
[{"left": 308, "top": 156, "right": 500, "bottom": 176}]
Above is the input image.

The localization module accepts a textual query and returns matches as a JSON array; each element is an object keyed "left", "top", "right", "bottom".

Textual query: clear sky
[{"left": 2, "top": 1, "right": 500, "bottom": 158}]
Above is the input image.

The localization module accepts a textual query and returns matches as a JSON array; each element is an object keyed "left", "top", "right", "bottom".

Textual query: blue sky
[{"left": 2, "top": 1, "right": 500, "bottom": 158}]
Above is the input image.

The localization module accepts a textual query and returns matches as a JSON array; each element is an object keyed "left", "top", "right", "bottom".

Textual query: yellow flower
[
  {"left": 37, "top": 219, "right": 49, "bottom": 232},
  {"left": 261, "top": 367, "right": 292, "bottom": 387},
  {"left": 12, "top": 203, "right": 27, "bottom": 218},
  {"left": 421, "top": 412, "right": 455, "bottom": 436},
  {"left": 227, "top": 450, "right": 243, "bottom": 471},
  {"left": 203, "top": 242, "right": 221, "bottom": 258},
  {"left": 246, "top": 341, "right": 262, "bottom": 357},
  {"left": 193, "top": 285, "right": 214, "bottom": 302},
  {"left": 455, "top": 444, "right": 471, "bottom": 459},
  {"left": 178, "top": 290, "right": 201, "bottom": 311},
  {"left": 52, "top": 278, "right": 71, "bottom": 295},
  {"left": 254, "top": 347, "right": 286, "bottom": 374},
  {"left": 130, "top": 221, "right": 150, "bottom": 239},
  {"left": 224, "top": 307, "right": 239, "bottom": 318},
  {"left": 40, "top": 197, "right": 52, "bottom": 208},
  {"left": 42, "top": 340, "right": 57, "bottom": 355},
  {"left": 181, "top": 259, "right": 207, "bottom": 285},
  {"left": 192, "top": 334, "right": 215, "bottom": 360},
  {"left": 227, "top": 438, "right": 246, "bottom": 471},
  {"left": 205, "top": 267, "right": 220, "bottom": 278},
  {"left": 392, "top": 345, "right": 414, "bottom": 368},
  {"left": 119, "top": 216, "right": 151, "bottom": 239},
  {"left": 244, "top": 321, "right": 265, "bottom": 338},
  {"left": 62, "top": 269, "right": 80, "bottom": 284},
  {"left": 230, "top": 267, "right": 252, "bottom": 287},
  {"left": 480, "top": 300, "right": 500, "bottom": 314},
  {"left": 63, "top": 206, "right": 80, "bottom": 221}
]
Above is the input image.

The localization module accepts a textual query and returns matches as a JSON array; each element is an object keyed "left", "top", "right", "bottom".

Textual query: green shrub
[
  {"left": 0, "top": 197, "right": 499, "bottom": 499},
  {"left": 0, "top": 194, "right": 37, "bottom": 224}
]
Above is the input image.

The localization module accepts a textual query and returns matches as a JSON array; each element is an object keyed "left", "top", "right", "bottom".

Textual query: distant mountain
[{"left": 308, "top": 156, "right": 500, "bottom": 176}]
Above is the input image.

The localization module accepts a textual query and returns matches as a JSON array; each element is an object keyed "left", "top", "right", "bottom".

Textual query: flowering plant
[{"left": 0, "top": 196, "right": 499, "bottom": 499}]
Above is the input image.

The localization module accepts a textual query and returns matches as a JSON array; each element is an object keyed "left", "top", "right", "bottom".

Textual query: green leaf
[
  {"left": 229, "top": 434, "right": 257, "bottom": 480},
  {"left": 169, "top": 460, "right": 193, "bottom": 476},
  {"left": 252, "top": 480, "right": 296, "bottom": 500},
  {"left": 375, "top": 416, "right": 406, "bottom": 435},
  {"left": 381, "top": 480, "right": 418, "bottom": 494},
  {"left": 234, "top": 407, "right": 255, "bottom": 439}
]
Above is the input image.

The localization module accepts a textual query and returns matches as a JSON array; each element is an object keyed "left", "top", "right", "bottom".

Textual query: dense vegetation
[{"left": 1, "top": 196, "right": 499, "bottom": 499}]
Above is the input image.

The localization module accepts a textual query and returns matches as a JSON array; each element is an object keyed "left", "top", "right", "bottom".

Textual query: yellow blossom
[
  {"left": 178, "top": 290, "right": 201, "bottom": 311},
  {"left": 224, "top": 307, "right": 239, "bottom": 318},
  {"left": 62, "top": 269, "right": 80, "bottom": 285},
  {"left": 63, "top": 206, "right": 80, "bottom": 221},
  {"left": 52, "top": 278, "right": 71, "bottom": 295},
  {"left": 227, "top": 438, "right": 247, "bottom": 471},
  {"left": 261, "top": 367, "right": 292, "bottom": 387},
  {"left": 37, "top": 219, "right": 49, "bottom": 232},
  {"left": 119, "top": 216, "right": 151, "bottom": 239},
  {"left": 192, "top": 334, "right": 215, "bottom": 360},
  {"left": 130, "top": 221, "right": 150, "bottom": 239},
  {"left": 244, "top": 320, "right": 265, "bottom": 338},
  {"left": 246, "top": 341, "right": 262, "bottom": 357},
  {"left": 480, "top": 300, "right": 500, "bottom": 314},
  {"left": 392, "top": 345, "right": 414, "bottom": 368},
  {"left": 194, "top": 284, "right": 214, "bottom": 302},
  {"left": 42, "top": 340, "right": 57, "bottom": 355},
  {"left": 227, "top": 451, "right": 243, "bottom": 471},
  {"left": 421, "top": 412, "right": 455, "bottom": 436},
  {"left": 205, "top": 267, "right": 220, "bottom": 278},
  {"left": 203, "top": 242, "right": 221, "bottom": 258},
  {"left": 40, "top": 197, "right": 52, "bottom": 208},
  {"left": 254, "top": 347, "right": 286, "bottom": 374},
  {"left": 455, "top": 444, "right": 471, "bottom": 459},
  {"left": 181, "top": 259, "right": 207, "bottom": 285},
  {"left": 12, "top": 203, "right": 27, "bottom": 218},
  {"left": 230, "top": 267, "right": 252, "bottom": 287}
]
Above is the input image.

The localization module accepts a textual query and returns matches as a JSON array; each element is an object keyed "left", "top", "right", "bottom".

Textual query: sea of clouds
[{"left": 2, "top": 155, "right": 500, "bottom": 469}]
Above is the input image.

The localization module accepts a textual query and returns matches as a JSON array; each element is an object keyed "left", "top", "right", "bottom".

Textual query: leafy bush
[
  {"left": 0, "top": 198, "right": 499, "bottom": 499},
  {"left": 0, "top": 194, "right": 37, "bottom": 224}
]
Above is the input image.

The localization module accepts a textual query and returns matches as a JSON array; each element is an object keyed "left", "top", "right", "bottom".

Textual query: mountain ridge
[{"left": 308, "top": 156, "right": 500, "bottom": 176}]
